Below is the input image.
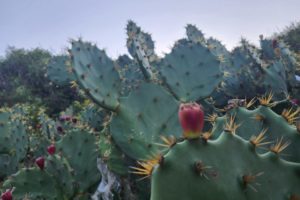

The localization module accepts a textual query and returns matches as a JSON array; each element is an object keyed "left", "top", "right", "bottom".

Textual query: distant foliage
[
  {"left": 277, "top": 22, "right": 300, "bottom": 53},
  {"left": 0, "top": 47, "right": 82, "bottom": 116}
]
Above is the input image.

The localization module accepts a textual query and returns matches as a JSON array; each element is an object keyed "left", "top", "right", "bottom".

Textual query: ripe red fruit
[
  {"left": 35, "top": 156, "right": 45, "bottom": 170},
  {"left": 178, "top": 102, "right": 204, "bottom": 139},
  {"left": 1, "top": 189, "right": 12, "bottom": 200},
  {"left": 56, "top": 126, "right": 63, "bottom": 133},
  {"left": 47, "top": 144, "right": 56, "bottom": 155},
  {"left": 72, "top": 117, "right": 77, "bottom": 124},
  {"left": 36, "top": 124, "right": 42, "bottom": 129}
]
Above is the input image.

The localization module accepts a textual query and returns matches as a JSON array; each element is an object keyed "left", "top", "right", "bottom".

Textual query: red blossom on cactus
[
  {"left": 35, "top": 156, "right": 45, "bottom": 170},
  {"left": 178, "top": 102, "right": 204, "bottom": 139},
  {"left": 1, "top": 189, "right": 13, "bottom": 200},
  {"left": 47, "top": 144, "right": 56, "bottom": 155}
]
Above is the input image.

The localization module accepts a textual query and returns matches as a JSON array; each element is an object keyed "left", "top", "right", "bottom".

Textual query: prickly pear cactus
[
  {"left": 260, "top": 37, "right": 299, "bottom": 87},
  {"left": 56, "top": 128, "right": 100, "bottom": 192},
  {"left": 98, "top": 128, "right": 128, "bottom": 176},
  {"left": 116, "top": 54, "right": 144, "bottom": 96},
  {"left": 186, "top": 24, "right": 205, "bottom": 45},
  {"left": 70, "top": 40, "right": 122, "bottom": 111},
  {"left": 69, "top": 21, "right": 299, "bottom": 164},
  {"left": 211, "top": 100, "right": 300, "bottom": 162},
  {"left": 220, "top": 40, "right": 288, "bottom": 100},
  {"left": 144, "top": 101, "right": 300, "bottom": 200},
  {"left": 0, "top": 108, "right": 28, "bottom": 179},
  {"left": 2, "top": 126, "right": 101, "bottom": 199},
  {"left": 158, "top": 39, "right": 223, "bottom": 102},
  {"left": 79, "top": 103, "right": 107, "bottom": 131},
  {"left": 46, "top": 55, "right": 75, "bottom": 85},
  {"left": 150, "top": 133, "right": 300, "bottom": 200},
  {"left": 126, "top": 20, "right": 157, "bottom": 79},
  {"left": 110, "top": 83, "right": 181, "bottom": 159},
  {"left": 46, "top": 154, "right": 75, "bottom": 198},
  {"left": 69, "top": 22, "right": 223, "bottom": 160},
  {"left": 2, "top": 168, "right": 65, "bottom": 200}
]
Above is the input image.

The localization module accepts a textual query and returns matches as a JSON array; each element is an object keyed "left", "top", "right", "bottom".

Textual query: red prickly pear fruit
[
  {"left": 36, "top": 124, "right": 42, "bottom": 129},
  {"left": 72, "top": 117, "right": 77, "bottom": 124},
  {"left": 179, "top": 102, "right": 204, "bottom": 139},
  {"left": 1, "top": 189, "right": 12, "bottom": 200},
  {"left": 47, "top": 144, "right": 56, "bottom": 155},
  {"left": 35, "top": 156, "right": 45, "bottom": 170},
  {"left": 57, "top": 126, "right": 63, "bottom": 133}
]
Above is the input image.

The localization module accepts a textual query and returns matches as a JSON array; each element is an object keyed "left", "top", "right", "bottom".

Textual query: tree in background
[
  {"left": 277, "top": 22, "right": 300, "bottom": 53},
  {"left": 0, "top": 47, "right": 82, "bottom": 116}
]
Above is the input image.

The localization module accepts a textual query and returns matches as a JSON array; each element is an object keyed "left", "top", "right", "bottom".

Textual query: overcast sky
[{"left": 1, "top": 0, "right": 300, "bottom": 58}]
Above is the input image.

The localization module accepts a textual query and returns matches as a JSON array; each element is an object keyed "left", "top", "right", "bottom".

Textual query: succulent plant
[
  {"left": 46, "top": 55, "right": 75, "bottom": 86},
  {"left": 131, "top": 100, "right": 300, "bottom": 200},
  {"left": 69, "top": 22, "right": 223, "bottom": 160},
  {"left": 0, "top": 108, "right": 28, "bottom": 179},
  {"left": 1, "top": 20, "right": 299, "bottom": 200}
]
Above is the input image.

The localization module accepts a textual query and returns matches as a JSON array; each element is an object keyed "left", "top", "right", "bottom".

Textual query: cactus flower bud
[
  {"left": 1, "top": 189, "right": 12, "bottom": 200},
  {"left": 47, "top": 144, "right": 56, "bottom": 155},
  {"left": 179, "top": 102, "right": 204, "bottom": 139},
  {"left": 56, "top": 126, "right": 63, "bottom": 133},
  {"left": 35, "top": 156, "right": 45, "bottom": 170}
]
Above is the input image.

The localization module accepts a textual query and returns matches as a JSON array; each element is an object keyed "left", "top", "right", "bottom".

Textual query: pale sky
[{"left": 1, "top": 0, "right": 300, "bottom": 58}]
